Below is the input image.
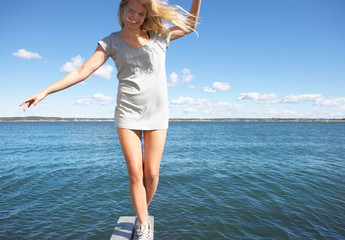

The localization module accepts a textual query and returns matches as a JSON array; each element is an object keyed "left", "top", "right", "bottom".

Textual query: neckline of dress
[{"left": 117, "top": 31, "right": 153, "bottom": 49}]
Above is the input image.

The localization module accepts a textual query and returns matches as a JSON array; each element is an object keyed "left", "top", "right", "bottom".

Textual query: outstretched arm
[
  {"left": 170, "top": 0, "right": 201, "bottom": 41},
  {"left": 20, "top": 45, "right": 109, "bottom": 111}
]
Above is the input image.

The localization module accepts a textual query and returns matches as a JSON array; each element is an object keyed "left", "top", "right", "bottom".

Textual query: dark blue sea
[{"left": 1, "top": 121, "right": 344, "bottom": 240}]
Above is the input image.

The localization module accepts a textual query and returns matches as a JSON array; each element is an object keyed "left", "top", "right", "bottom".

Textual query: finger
[
  {"left": 20, "top": 97, "right": 33, "bottom": 106},
  {"left": 19, "top": 100, "right": 26, "bottom": 106},
  {"left": 23, "top": 101, "right": 33, "bottom": 111},
  {"left": 32, "top": 99, "right": 39, "bottom": 107}
]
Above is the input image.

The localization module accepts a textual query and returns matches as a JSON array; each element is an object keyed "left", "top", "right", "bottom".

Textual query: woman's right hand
[{"left": 20, "top": 91, "right": 48, "bottom": 111}]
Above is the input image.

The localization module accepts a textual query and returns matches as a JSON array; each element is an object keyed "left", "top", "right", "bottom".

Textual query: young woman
[{"left": 20, "top": 0, "right": 201, "bottom": 239}]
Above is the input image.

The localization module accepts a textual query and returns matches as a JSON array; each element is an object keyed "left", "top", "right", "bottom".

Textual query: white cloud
[
  {"left": 60, "top": 55, "right": 113, "bottom": 79},
  {"left": 170, "top": 96, "right": 246, "bottom": 118},
  {"left": 212, "top": 82, "right": 231, "bottom": 91},
  {"left": 238, "top": 92, "right": 278, "bottom": 103},
  {"left": 171, "top": 96, "right": 210, "bottom": 108},
  {"left": 170, "top": 95, "right": 340, "bottom": 119},
  {"left": 316, "top": 97, "right": 345, "bottom": 106},
  {"left": 237, "top": 93, "right": 345, "bottom": 107},
  {"left": 171, "top": 96, "right": 195, "bottom": 105},
  {"left": 60, "top": 55, "right": 83, "bottom": 72},
  {"left": 92, "top": 65, "right": 114, "bottom": 80},
  {"left": 93, "top": 93, "right": 113, "bottom": 104},
  {"left": 282, "top": 94, "right": 345, "bottom": 107},
  {"left": 203, "top": 82, "right": 230, "bottom": 93},
  {"left": 238, "top": 92, "right": 260, "bottom": 102},
  {"left": 168, "top": 68, "right": 194, "bottom": 87},
  {"left": 76, "top": 93, "right": 114, "bottom": 105},
  {"left": 79, "top": 81, "right": 87, "bottom": 86},
  {"left": 12, "top": 49, "right": 42, "bottom": 60},
  {"left": 76, "top": 98, "right": 93, "bottom": 105},
  {"left": 181, "top": 68, "right": 194, "bottom": 83},
  {"left": 280, "top": 94, "right": 323, "bottom": 104},
  {"left": 168, "top": 72, "right": 179, "bottom": 87},
  {"left": 203, "top": 87, "right": 216, "bottom": 93},
  {"left": 214, "top": 101, "right": 233, "bottom": 107},
  {"left": 184, "top": 107, "right": 197, "bottom": 113}
]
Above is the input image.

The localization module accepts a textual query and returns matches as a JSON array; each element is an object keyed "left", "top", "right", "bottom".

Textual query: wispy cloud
[
  {"left": 203, "top": 87, "right": 216, "bottom": 93},
  {"left": 203, "top": 82, "right": 230, "bottom": 93},
  {"left": 170, "top": 93, "right": 345, "bottom": 119},
  {"left": 60, "top": 55, "right": 114, "bottom": 79},
  {"left": 78, "top": 81, "right": 87, "bottom": 86},
  {"left": 238, "top": 92, "right": 278, "bottom": 103},
  {"left": 12, "top": 49, "right": 42, "bottom": 60},
  {"left": 281, "top": 94, "right": 345, "bottom": 106},
  {"left": 316, "top": 97, "right": 345, "bottom": 106},
  {"left": 168, "top": 68, "right": 194, "bottom": 87},
  {"left": 60, "top": 55, "right": 83, "bottom": 72},
  {"left": 171, "top": 96, "right": 211, "bottom": 115},
  {"left": 168, "top": 72, "right": 179, "bottom": 87},
  {"left": 170, "top": 96, "right": 243, "bottom": 118},
  {"left": 181, "top": 68, "right": 194, "bottom": 83},
  {"left": 92, "top": 65, "right": 114, "bottom": 80},
  {"left": 238, "top": 92, "right": 345, "bottom": 107},
  {"left": 76, "top": 93, "right": 114, "bottom": 105},
  {"left": 280, "top": 94, "right": 323, "bottom": 104},
  {"left": 76, "top": 98, "right": 93, "bottom": 105},
  {"left": 183, "top": 107, "right": 198, "bottom": 113},
  {"left": 171, "top": 96, "right": 211, "bottom": 107}
]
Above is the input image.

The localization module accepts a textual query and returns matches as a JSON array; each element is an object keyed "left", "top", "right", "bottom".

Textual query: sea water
[{"left": 1, "top": 121, "right": 344, "bottom": 239}]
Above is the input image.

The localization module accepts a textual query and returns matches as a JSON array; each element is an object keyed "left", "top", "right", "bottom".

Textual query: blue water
[{"left": 1, "top": 121, "right": 344, "bottom": 239}]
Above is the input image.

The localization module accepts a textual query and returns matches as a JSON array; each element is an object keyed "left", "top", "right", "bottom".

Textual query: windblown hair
[{"left": 118, "top": 0, "right": 198, "bottom": 35}]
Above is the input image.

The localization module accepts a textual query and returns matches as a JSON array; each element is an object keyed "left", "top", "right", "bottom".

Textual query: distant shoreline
[{"left": 1, "top": 116, "right": 344, "bottom": 122}]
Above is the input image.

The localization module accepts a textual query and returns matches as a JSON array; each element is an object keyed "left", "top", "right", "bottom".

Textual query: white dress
[{"left": 98, "top": 31, "right": 170, "bottom": 130}]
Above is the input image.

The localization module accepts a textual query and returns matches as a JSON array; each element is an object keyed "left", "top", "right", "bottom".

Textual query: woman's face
[{"left": 123, "top": 0, "right": 147, "bottom": 30}]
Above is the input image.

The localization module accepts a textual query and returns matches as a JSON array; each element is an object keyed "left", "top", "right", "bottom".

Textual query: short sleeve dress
[{"left": 98, "top": 31, "right": 170, "bottom": 130}]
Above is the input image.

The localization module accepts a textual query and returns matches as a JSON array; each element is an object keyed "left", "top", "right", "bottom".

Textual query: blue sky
[{"left": 1, "top": 0, "right": 345, "bottom": 119}]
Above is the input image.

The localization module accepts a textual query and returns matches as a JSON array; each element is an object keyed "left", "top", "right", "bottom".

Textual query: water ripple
[{"left": 1, "top": 122, "right": 344, "bottom": 239}]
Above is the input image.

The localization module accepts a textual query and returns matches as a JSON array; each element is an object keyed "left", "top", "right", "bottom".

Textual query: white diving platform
[{"left": 110, "top": 216, "right": 154, "bottom": 240}]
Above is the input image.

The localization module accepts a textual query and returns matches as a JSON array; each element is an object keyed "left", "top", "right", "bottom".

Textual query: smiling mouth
[{"left": 127, "top": 18, "right": 138, "bottom": 24}]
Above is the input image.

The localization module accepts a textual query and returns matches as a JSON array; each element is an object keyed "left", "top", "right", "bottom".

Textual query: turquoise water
[{"left": 1, "top": 121, "right": 344, "bottom": 239}]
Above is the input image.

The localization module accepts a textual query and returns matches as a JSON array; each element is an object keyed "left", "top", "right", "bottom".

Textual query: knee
[
  {"left": 128, "top": 170, "right": 143, "bottom": 186},
  {"left": 145, "top": 169, "right": 159, "bottom": 184}
]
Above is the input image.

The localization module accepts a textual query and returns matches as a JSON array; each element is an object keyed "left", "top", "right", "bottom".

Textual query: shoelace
[
  {"left": 137, "top": 228, "right": 150, "bottom": 240},
  {"left": 137, "top": 222, "right": 151, "bottom": 240}
]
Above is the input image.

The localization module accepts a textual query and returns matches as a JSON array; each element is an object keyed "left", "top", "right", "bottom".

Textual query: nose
[
  {"left": 127, "top": 15, "right": 138, "bottom": 24},
  {"left": 132, "top": 14, "right": 140, "bottom": 21}
]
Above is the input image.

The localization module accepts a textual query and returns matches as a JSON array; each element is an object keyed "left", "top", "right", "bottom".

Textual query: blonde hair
[{"left": 118, "top": 0, "right": 198, "bottom": 35}]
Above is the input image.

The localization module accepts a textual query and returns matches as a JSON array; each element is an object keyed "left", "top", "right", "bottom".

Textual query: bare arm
[
  {"left": 170, "top": 0, "right": 202, "bottom": 41},
  {"left": 20, "top": 45, "right": 109, "bottom": 111}
]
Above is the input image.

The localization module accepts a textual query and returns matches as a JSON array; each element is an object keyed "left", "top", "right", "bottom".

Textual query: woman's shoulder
[
  {"left": 99, "top": 31, "right": 123, "bottom": 47},
  {"left": 98, "top": 31, "right": 122, "bottom": 57},
  {"left": 103, "top": 31, "right": 121, "bottom": 40},
  {"left": 150, "top": 31, "right": 170, "bottom": 49}
]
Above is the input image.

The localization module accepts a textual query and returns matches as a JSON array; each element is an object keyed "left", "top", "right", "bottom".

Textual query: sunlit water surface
[{"left": 1, "top": 121, "right": 344, "bottom": 239}]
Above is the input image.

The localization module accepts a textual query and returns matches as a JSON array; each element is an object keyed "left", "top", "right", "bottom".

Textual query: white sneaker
[{"left": 137, "top": 222, "right": 151, "bottom": 240}]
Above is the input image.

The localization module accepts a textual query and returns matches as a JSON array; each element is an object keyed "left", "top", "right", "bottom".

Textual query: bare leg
[
  {"left": 117, "top": 128, "right": 148, "bottom": 224},
  {"left": 143, "top": 129, "right": 167, "bottom": 207}
]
